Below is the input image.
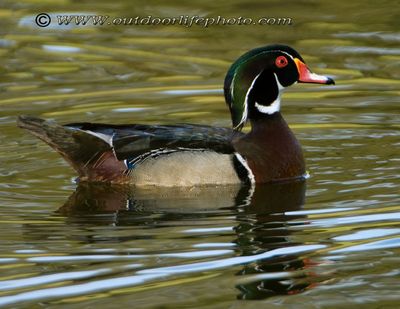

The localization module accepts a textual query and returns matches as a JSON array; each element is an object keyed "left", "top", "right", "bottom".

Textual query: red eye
[{"left": 275, "top": 56, "right": 288, "bottom": 68}]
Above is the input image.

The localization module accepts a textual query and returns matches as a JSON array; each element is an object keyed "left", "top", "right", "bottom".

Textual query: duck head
[{"left": 224, "top": 44, "right": 335, "bottom": 130}]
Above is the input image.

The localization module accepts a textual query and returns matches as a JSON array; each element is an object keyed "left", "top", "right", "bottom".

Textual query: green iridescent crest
[{"left": 224, "top": 48, "right": 275, "bottom": 130}]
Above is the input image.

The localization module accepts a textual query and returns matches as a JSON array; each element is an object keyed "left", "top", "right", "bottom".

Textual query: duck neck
[
  {"left": 237, "top": 112, "right": 305, "bottom": 183},
  {"left": 249, "top": 111, "right": 285, "bottom": 134}
]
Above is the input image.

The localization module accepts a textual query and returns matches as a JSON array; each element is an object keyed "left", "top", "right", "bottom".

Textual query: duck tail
[{"left": 17, "top": 115, "right": 126, "bottom": 182}]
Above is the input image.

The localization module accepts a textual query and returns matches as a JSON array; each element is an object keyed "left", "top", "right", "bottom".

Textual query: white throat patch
[{"left": 254, "top": 73, "right": 284, "bottom": 115}]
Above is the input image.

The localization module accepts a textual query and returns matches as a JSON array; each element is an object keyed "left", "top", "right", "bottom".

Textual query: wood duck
[{"left": 18, "top": 44, "right": 334, "bottom": 186}]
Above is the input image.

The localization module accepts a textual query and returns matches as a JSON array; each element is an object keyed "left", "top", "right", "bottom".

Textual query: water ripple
[
  {"left": 0, "top": 245, "right": 325, "bottom": 306},
  {"left": 332, "top": 238, "right": 400, "bottom": 253}
]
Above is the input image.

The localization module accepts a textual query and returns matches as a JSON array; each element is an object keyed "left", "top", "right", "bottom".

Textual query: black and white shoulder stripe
[{"left": 232, "top": 153, "right": 255, "bottom": 185}]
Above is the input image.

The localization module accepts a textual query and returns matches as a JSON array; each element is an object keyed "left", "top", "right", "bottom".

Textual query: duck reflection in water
[
  {"left": 58, "top": 180, "right": 315, "bottom": 300},
  {"left": 234, "top": 181, "right": 314, "bottom": 300}
]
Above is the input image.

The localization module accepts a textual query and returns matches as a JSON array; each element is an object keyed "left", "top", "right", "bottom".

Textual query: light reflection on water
[{"left": 0, "top": 0, "right": 400, "bottom": 307}]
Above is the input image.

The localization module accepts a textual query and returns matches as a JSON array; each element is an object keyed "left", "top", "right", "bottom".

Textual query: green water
[{"left": 0, "top": 0, "right": 399, "bottom": 307}]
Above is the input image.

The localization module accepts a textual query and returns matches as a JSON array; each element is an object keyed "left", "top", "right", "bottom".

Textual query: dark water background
[{"left": 0, "top": 0, "right": 399, "bottom": 307}]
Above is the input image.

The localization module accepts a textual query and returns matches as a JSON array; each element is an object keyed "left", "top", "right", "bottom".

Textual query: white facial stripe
[
  {"left": 230, "top": 74, "right": 236, "bottom": 102},
  {"left": 280, "top": 50, "right": 294, "bottom": 60},
  {"left": 260, "top": 49, "right": 294, "bottom": 60},
  {"left": 274, "top": 73, "right": 285, "bottom": 91},
  {"left": 254, "top": 73, "right": 283, "bottom": 115},
  {"left": 235, "top": 71, "right": 262, "bottom": 129},
  {"left": 235, "top": 102, "right": 247, "bottom": 130}
]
